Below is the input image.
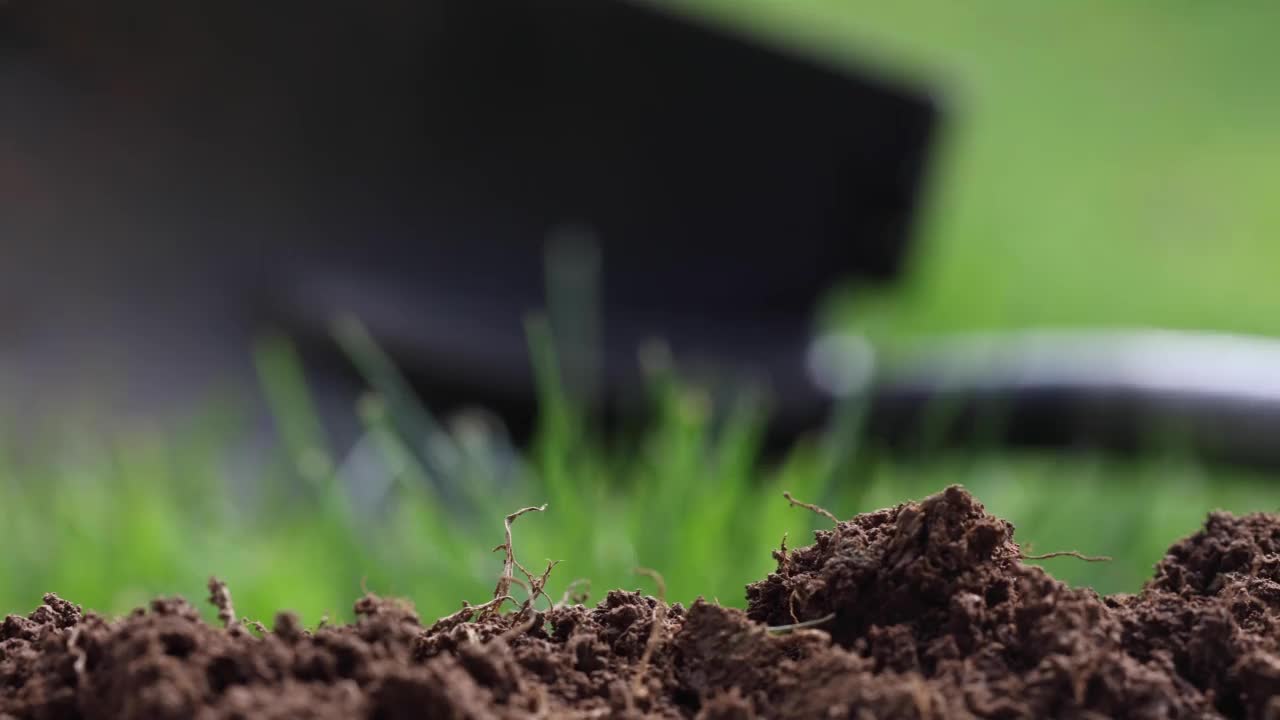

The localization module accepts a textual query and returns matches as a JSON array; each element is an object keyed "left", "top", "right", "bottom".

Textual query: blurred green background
[
  {"left": 702, "top": 0, "right": 1280, "bottom": 341},
  {"left": 5, "top": 0, "right": 1280, "bottom": 623}
]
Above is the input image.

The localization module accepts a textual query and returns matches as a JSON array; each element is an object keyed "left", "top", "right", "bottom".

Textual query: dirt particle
[{"left": 207, "top": 577, "right": 236, "bottom": 630}]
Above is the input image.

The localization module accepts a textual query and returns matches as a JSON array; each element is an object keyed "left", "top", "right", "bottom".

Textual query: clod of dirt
[{"left": 6, "top": 485, "right": 1280, "bottom": 718}]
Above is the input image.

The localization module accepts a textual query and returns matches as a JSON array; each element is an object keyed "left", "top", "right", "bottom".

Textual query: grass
[
  {"left": 4, "top": 317, "right": 1280, "bottom": 625},
  {"left": 5, "top": 1, "right": 1280, "bottom": 622},
  {"left": 0, "top": 323, "right": 814, "bottom": 622}
]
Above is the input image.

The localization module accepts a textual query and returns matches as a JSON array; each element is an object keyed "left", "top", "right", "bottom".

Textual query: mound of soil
[{"left": 5, "top": 485, "right": 1280, "bottom": 719}]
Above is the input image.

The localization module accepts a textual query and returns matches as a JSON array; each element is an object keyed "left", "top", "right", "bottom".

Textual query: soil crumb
[{"left": 5, "top": 485, "right": 1280, "bottom": 718}]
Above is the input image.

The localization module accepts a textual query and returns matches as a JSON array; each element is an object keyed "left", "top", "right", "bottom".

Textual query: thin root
[
  {"left": 634, "top": 567, "right": 667, "bottom": 603},
  {"left": 557, "top": 579, "right": 592, "bottom": 607},
  {"left": 1022, "top": 550, "right": 1112, "bottom": 563},
  {"left": 490, "top": 571, "right": 553, "bottom": 642},
  {"left": 207, "top": 576, "right": 236, "bottom": 629},
  {"left": 435, "top": 595, "right": 518, "bottom": 628},
  {"left": 783, "top": 491, "right": 840, "bottom": 526},
  {"left": 767, "top": 612, "right": 837, "bottom": 634},
  {"left": 516, "top": 559, "right": 562, "bottom": 614},
  {"left": 507, "top": 575, "right": 533, "bottom": 598},
  {"left": 498, "top": 609, "right": 541, "bottom": 643},
  {"left": 632, "top": 568, "right": 668, "bottom": 699}
]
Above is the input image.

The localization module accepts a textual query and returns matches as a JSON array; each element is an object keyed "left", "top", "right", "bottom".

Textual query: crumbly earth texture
[{"left": 5, "top": 485, "right": 1280, "bottom": 719}]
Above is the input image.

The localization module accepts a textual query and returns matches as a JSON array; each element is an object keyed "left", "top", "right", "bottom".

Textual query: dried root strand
[
  {"left": 490, "top": 504, "right": 547, "bottom": 613},
  {"left": 506, "top": 575, "right": 533, "bottom": 598},
  {"left": 632, "top": 568, "right": 668, "bottom": 699},
  {"left": 783, "top": 491, "right": 840, "bottom": 526},
  {"left": 1021, "top": 550, "right": 1112, "bottom": 563},
  {"left": 490, "top": 560, "right": 562, "bottom": 643},
  {"left": 435, "top": 595, "right": 518, "bottom": 629},
  {"left": 498, "top": 609, "right": 541, "bottom": 643},
  {"left": 207, "top": 576, "right": 236, "bottom": 629},
  {"left": 516, "top": 559, "right": 562, "bottom": 615},
  {"left": 767, "top": 612, "right": 836, "bottom": 634}
]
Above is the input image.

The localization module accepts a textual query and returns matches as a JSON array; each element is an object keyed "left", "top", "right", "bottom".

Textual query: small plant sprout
[
  {"left": 489, "top": 504, "right": 548, "bottom": 614},
  {"left": 431, "top": 503, "right": 556, "bottom": 632}
]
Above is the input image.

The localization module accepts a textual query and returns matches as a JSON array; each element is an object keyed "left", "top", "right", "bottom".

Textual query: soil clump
[{"left": 4, "top": 486, "right": 1280, "bottom": 718}]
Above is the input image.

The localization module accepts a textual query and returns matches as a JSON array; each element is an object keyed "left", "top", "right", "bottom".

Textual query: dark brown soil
[{"left": 5, "top": 485, "right": 1280, "bottom": 719}]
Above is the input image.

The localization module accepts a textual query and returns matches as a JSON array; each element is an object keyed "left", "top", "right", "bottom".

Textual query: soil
[{"left": 5, "top": 485, "right": 1280, "bottom": 719}]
